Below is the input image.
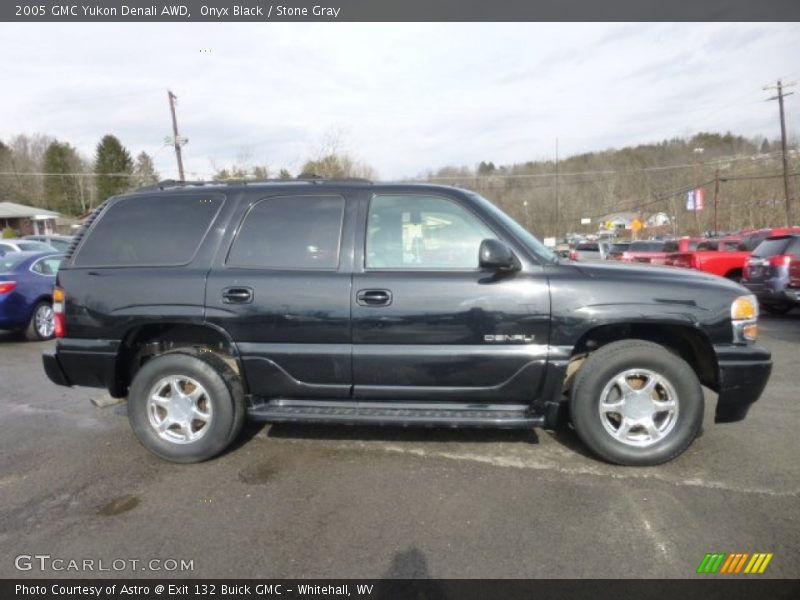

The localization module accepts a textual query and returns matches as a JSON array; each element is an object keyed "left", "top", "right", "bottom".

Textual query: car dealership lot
[{"left": 1, "top": 316, "right": 798, "bottom": 579}]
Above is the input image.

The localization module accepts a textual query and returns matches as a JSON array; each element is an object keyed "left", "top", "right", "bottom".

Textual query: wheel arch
[
  {"left": 568, "top": 321, "right": 718, "bottom": 392},
  {"left": 111, "top": 321, "right": 244, "bottom": 398}
]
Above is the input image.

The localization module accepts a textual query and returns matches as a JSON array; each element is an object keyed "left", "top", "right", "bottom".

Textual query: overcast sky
[{"left": 1, "top": 22, "right": 799, "bottom": 180}]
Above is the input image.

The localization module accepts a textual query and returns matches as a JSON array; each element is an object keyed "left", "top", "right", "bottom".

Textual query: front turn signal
[{"left": 731, "top": 295, "right": 757, "bottom": 321}]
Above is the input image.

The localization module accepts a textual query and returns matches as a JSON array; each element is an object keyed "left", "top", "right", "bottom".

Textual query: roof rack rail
[{"left": 134, "top": 177, "right": 374, "bottom": 192}]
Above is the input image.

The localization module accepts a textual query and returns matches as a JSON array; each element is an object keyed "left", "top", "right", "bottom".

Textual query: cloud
[{"left": 0, "top": 22, "right": 798, "bottom": 180}]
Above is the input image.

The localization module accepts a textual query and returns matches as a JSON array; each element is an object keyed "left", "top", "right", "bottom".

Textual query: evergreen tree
[
  {"left": 94, "top": 135, "right": 133, "bottom": 200},
  {"left": 42, "top": 141, "right": 82, "bottom": 214}
]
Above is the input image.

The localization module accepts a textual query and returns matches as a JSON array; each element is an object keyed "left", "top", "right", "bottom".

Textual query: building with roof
[{"left": 0, "top": 202, "right": 60, "bottom": 236}]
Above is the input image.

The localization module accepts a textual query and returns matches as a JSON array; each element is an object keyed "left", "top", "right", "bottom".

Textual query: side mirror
[{"left": 479, "top": 239, "right": 518, "bottom": 271}]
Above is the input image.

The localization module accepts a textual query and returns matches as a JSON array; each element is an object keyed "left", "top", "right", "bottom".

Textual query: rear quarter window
[
  {"left": 74, "top": 194, "right": 225, "bottom": 267},
  {"left": 753, "top": 237, "right": 793, "bottom": 258}
]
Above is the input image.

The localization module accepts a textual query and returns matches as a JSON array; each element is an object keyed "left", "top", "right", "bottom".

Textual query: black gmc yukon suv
[{"left": 42, "top": 181, "right": 772, "bottom": 465}]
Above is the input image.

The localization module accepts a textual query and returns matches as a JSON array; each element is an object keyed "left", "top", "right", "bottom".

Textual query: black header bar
[{"left": 2, "top": 0, "right": 800, "bottom": 22}]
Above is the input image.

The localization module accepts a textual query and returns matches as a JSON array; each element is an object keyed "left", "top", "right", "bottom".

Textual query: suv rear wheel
[
  {"left": 569, "top": 340, "right": 704, "bottom": 466},
  {"left": 128, "top": 351, "right": 245, "bottom": 463}
]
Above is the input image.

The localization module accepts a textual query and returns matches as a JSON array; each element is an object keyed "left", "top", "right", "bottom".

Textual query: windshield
[{"left": 469, "top": 193, "right": 557, "bottom": 263}]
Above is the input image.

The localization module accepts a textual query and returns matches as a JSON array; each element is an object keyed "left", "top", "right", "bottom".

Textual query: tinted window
[
  {"left": 366, "top": 195, "right": 495, "bottom": 269},
  {"left": 227, "top": 195, "right": 344, "bottom": 269},
  {"left": 753, "top": 237, "right": 793, "bottom": 258},
  {"left": 629, "top": 241, "right": 665, "bottom": 252},
  {"left": 577, "top": 243, "right": 599, "bottom": 251},
  {"left": 697, "top": 241, "right": 718, "bottom": 251},
  {"left": 31, "top": 256, "right": 63, "bottom": 275},
  {"left": 739, "top": 232, "right": 770, "bottom": 251},
  {"left": 609, "top": 243, "right": 630, "bottom": 252},
  {"left": 787, "top": 239, "right": 800, "bottom": 259},
  {"left": 75, "top": 194, "right": 224, "bottom": 267},
  {"left": 662, "top": 241, "right": 678, "bottom": 253}
]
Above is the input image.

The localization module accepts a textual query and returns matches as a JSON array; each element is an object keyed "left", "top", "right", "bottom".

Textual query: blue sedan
[{"left": 0, "top": 251, "right": 64, "bottom": 340}]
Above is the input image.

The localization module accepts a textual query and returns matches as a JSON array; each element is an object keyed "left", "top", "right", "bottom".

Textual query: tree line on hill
[{"left": 0, "top": 130, "right": 795, "bottom": 239}]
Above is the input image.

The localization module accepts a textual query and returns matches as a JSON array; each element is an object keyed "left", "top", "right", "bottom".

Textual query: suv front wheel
[
  {"left": 569, "top": 340, "right": 704, "bottom": 466},
  {"left": 128, "top": 351, "right": 245, "bottom": 463}
]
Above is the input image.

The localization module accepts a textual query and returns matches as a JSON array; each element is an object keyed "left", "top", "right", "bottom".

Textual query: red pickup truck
[
  {"left": 666, "top": 228, "right": 800, "bottom": 281},
  {"left": 609, "top": 238, "right": 703, "bottom": 265}
]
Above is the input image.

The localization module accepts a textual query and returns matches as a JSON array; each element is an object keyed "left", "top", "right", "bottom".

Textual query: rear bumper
[
  {"left": 42, "top": 339, "right": 119, "bottom": 392},
  {"left": 743, "top": 279, "right": 798, "bottom": 306},
  {"left": 713, "top": 344, "right": 772, "bottom": 423},
  {"left": 42, "top": 348, "right": 71, "bottom": 387}
]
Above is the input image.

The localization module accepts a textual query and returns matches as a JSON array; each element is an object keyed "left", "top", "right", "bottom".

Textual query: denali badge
[{"left": 484, "top": 334, "right": 536, "bottom": 343}]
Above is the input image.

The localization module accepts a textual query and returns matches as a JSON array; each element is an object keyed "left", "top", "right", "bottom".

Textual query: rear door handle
[
  {"left": 356, "top": 289, "right": 392, "bottom": 307},
  {"left": 222, "top": 287, "right": 254, "bottom": 304}
]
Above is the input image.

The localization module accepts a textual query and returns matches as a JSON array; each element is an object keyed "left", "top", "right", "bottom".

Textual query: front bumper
[
  {"left": 713, "top": 344, "right": 772, "bottom": 423},
  {"left": 42, "top": 348, "right": 71, "bottom": 387}
]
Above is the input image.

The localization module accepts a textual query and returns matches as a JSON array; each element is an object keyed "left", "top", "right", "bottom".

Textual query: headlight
[{"left": 731, "top": 295, "right": 758, "bottom": 342}]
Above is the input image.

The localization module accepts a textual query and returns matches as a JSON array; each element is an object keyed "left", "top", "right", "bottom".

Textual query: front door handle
[
  {"left": 222, "top": 287, "right": 254, "bottom": 304},
  {"left": 356, "top": 289, "right": 393, "bottom": 307}
]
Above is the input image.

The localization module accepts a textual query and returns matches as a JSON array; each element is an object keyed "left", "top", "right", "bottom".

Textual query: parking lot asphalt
[{"left": 1, "top": 315, "right": 798, "bottom": 580}]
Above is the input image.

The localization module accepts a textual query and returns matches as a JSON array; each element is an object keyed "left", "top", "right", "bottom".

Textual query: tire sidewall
[
  {"left": 571, "top": 343, "right": 704, "bottom": 466},
  {"left": 128, "top": 353, "right": 236, "bottom": 463}
]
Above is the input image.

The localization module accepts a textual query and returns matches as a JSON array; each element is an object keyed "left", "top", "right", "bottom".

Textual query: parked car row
[{"left": 563, "top": 226, "right": 800, "bottom": 315}]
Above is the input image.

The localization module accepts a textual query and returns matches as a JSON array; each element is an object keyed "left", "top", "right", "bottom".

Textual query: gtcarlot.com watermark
[{"left": 15, "top": 554, "right": 194, "bottom": 573}]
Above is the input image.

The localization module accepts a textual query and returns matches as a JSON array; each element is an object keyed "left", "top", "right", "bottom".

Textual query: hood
[{"left": 567, "top": 259, "right": 747, "bottom": 294}]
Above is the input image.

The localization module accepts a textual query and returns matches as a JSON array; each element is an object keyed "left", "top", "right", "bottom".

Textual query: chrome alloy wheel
[
  {"left": 598, "top": 368, "right": 679, "bottom": 447},
  {"left": 146, "top": 375, "right": 213, "bottom": 444},
  {"left": 34, "top": 304, "right": 54, "bottom": 338}
]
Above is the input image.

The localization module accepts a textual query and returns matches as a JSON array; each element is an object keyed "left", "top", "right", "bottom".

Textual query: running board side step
[{"left": 247, "top": 401, "right": 544, "bottom": 428}]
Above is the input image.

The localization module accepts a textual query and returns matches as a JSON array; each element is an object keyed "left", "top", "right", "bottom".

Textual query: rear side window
[
  {"left": 31, "top": 256, "right": 63, "bottom": 275},
  {"left": 74, "top": 194, "right": 225, "bottom": 267},
  {"left": 227, "top": 195, "right": 345, "bottom": 269},
  {"left": 753, "top": 237, "right": 793, "bottom": 258}
]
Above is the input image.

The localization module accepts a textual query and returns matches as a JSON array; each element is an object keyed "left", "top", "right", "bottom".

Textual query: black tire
[
  {"left": 128, "top": 351, "right": 245, "bottom": 463},
  {"left": 24, "top": 300, "right": 55, "bottom": 341},
  {"left": 569, "top": 340, "right": 704, "bottom": 466},
  {"left": 762, "top": 303, "right": 793, "bottom": 316},
  {"left": 725, "top": 270, "right": 743, "bottom": 283}
]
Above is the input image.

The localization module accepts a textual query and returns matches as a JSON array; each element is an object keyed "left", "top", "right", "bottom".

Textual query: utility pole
[
  {"left": 554, "top": 138, "right": 560, "bottom": 240},
  {"left": 167, "top": 90, "right": 186, "bottom": 181},
  {"left": 764, "top": 79, "right": 796, "bottom": 226},
  {"left": 713, "top": 168, "right": 720, "bottom": 237}
]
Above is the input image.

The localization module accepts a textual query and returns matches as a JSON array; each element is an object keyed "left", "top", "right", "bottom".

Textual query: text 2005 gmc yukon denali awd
[{"left": 42, "top": 181, "right": 772, "bottom": 465}]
